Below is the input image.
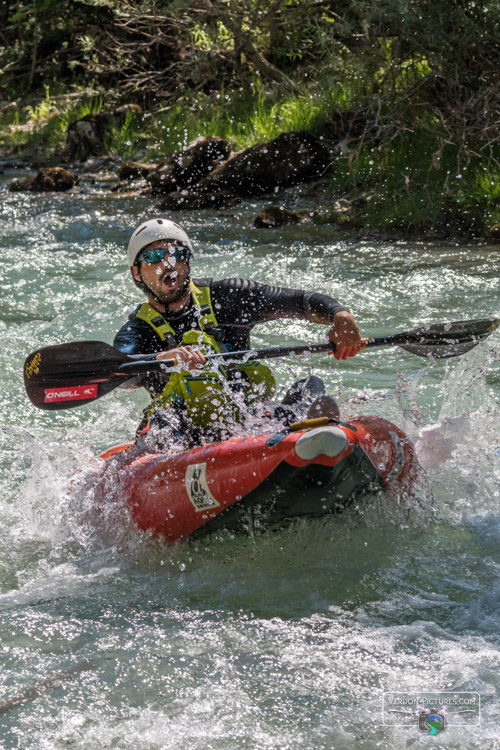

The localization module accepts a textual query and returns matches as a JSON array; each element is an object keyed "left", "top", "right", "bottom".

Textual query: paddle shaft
[
  {"left": 24, "top": 317, "right": 499, "bottom": 409},
  {"left": 25, "top": 336, "right": 424, "bottom": 380},
  {"left": 117, "top": 341, "right": 335, "bottom": 374},
  {"left": 117, "top": 336, "right": 387, "bottom": 374},
  {"left": 115, "top": 323, "right": 498, "bottom": 374}
]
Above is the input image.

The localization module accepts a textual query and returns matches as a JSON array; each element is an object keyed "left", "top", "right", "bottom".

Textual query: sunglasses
[{"left": 137, "top": 244, "right": 190, "bottom": 265}]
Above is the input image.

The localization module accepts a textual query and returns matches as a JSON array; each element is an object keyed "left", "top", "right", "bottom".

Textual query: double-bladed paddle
[{"left": 23, "top": 317, "right": 499, "bottom": 410}]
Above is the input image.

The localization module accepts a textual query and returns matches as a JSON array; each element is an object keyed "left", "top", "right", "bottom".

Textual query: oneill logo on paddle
[
  {"left": 24, "top": 352, "right": 41, "bottom": 379},
  {"left": 185, "top": 463, "right": 220, "bottom": 512},
  {"left": 43, "top": 385, "right": 98, "bottom": 403}
]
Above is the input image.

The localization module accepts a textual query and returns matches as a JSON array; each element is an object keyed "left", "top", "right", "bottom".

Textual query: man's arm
[
  {"left": 303, "top": 294, "right": 362, "bottom": 360},
  {"left": 212, "top": 279, "right": 362, "bottom": 360}
]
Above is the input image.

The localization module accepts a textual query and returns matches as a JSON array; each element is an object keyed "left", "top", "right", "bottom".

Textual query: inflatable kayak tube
[{"left": 96, "top": 416, "right": 418, "bottom": 543}]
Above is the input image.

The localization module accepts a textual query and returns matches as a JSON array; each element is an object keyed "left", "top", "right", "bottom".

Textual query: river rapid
[{"left": 0, "top": 181, "right": 499, "bottom": 749}]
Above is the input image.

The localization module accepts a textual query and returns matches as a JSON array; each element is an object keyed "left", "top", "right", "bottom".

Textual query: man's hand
[
  {"left": 328, "top": 311, "right": 363, "bottom": 360},
  {"left": 156, "top": 346, "right": 206, "bottom": 371}
]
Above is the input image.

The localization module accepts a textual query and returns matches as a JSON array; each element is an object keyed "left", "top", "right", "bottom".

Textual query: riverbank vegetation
[{"left": 1, "top": 0, "right": 499, "bottom": 238}]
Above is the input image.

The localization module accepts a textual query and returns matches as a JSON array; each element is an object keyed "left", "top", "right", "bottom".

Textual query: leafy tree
[{"left": 1, "top": 0, "right": 498, "bottom": 149}]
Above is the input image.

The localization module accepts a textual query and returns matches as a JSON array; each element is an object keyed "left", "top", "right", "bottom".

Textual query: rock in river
[
  {"left": 9, "top": 167, "right": 77, "bottom": 192},
  {"left": 159, "top": 131, "right": 333, "bottom": 210},
  {"left": 148, "top": 136, "right": 231, "bottom": 195}
]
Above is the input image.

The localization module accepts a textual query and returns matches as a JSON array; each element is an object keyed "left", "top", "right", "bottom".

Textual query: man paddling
[{"left": 114, "top": 217, "right": 362, "bottom": 442}]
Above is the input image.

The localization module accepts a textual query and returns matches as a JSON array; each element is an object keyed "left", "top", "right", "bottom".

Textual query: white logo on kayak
[{"left": 185, "top": 463, "right": 220, "bottom": 512}]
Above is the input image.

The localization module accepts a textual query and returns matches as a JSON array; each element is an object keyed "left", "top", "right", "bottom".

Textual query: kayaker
[{"left": 114, "top": 217, "right": 362, "bottom": 443}]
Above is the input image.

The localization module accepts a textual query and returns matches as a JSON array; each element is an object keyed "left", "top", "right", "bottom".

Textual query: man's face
[{"left": 132, "top": 240, "right": 190, "bottom": 307}]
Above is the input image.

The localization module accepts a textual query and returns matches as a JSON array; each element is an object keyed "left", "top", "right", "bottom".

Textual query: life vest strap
[{"left": 135, "top": 280, "right": 218, "bottom": 344}]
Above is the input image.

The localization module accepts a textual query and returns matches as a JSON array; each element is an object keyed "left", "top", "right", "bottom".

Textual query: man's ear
[{"left": 131, "top": 265, "right": 141, "bottom": 283}]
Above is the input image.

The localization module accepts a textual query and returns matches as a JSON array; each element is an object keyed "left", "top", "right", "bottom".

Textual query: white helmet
[{"left": 127, "top": 218, "right": 194, "bottom": 268}]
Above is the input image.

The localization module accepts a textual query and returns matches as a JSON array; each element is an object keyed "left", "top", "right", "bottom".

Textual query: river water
[{"left": 0, "top": 179, "right": 499, "bottom": 749}]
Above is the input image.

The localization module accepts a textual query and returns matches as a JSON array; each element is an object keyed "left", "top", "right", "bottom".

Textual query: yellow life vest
[{"left": 135, "top": 280, "right": 276, "bottom": 429}]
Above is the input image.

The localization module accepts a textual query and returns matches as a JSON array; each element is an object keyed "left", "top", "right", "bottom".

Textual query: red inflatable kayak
[{"left": 94, "top": 415, "right": 418, "bottom": 543}]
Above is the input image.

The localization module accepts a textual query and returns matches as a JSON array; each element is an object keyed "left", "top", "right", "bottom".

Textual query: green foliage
[
  {"left": 328, "top": 133, "right": 500, "bottom": 236},
  {"left": 135, "top": 81, "right": 330, "bottom": 158},
  {"left": 0, "top": 94, "right": 105, "bottom": 153},
  {"left": 191, "top": 20, "right": 233, "bottom": 52},
  {"left": 25, "top": 86, "right": 57, "bottom": 126},
  {"left": 1, "top": 0, "right": 498, "bottom": 147},
  {"left": 8, "top": 0, "right": 62, "bottom": 23},
  {"left": 452, "top": 166, "right": 500, "bottom": 233},
  {"left": 1, "top": 0, "right": 499, "bottom": 237},
  {"left": 103, "top": 109, "right": 137, "bottom": 157}
]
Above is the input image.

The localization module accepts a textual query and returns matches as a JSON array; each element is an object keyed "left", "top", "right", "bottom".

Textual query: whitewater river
[{"left": 0, "top": 178, "right": 499, "bottom": 749}]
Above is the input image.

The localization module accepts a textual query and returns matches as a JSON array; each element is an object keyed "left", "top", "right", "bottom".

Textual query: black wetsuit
[
  {"left": 114, "top": 277, "right": 348, "bottom": 394},
  {"left": 114, "top": 278, "right": 347, "bottom": 441}
]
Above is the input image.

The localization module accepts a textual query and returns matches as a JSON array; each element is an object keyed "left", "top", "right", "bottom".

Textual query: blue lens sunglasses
[{"left": 137, "top": 244, "right": 190, "bottom": 264}]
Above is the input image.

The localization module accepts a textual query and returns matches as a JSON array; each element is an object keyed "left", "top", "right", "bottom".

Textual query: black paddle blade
[
  {"left": 23, "top": 341, "right": 129, "bottom": 410},
  {"left": 374, "top": 318, "right": 499, "bottom": 359}
]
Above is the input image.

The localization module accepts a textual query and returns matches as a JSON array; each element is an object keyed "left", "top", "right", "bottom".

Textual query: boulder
[
  {"left": 81, "top": 156, "right": 120, "bottom": 173},
  {"left": 9, "top": 176, "right": 36, "bottom": 192},
  {"left": 193, "top": 132, "right": 333, "bottom": 199},
  {"left": 253, "top": 199, "right": 361, "bottom": 229},
  {"left": 119, "top": 161, "right": 158, "bottom": 180},
  {"left": 9, "top": 167, "right": 77, "bottom": 192},
  {"left": 314, "top": 199, "right": 354, "bottom": 225},
  {"left": 32, "top": 167, "right": 77, "bottom": 191},
  {"left": 148, "top": 136, "right": 231, "bottom": 195},
  {"left": 63, "top": 104, "right": 142, "bottom": 162},
  {"left": 254, "top": 205, "right": 303, "bottom": 228}
]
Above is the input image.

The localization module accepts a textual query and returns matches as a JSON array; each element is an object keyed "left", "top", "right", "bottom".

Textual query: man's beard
[{"left": 140, "top": 272, "right": 190, "bottom": 307}]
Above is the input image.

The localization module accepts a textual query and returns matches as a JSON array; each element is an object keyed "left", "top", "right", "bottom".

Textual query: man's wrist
[{"left": 333, "top": 310, "right": 354, "bottom": 321}]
